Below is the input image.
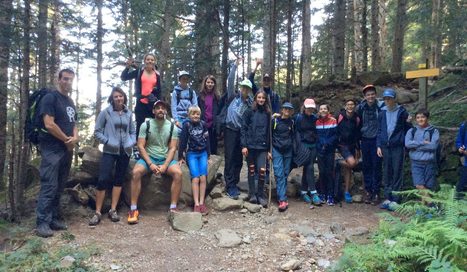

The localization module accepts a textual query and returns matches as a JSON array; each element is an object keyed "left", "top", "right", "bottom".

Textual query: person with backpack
[
  {"left": 336, "top": 99, "right": 362, "bottom": 203},
  {"left": 404, "top": 109, "right": 439, "bottom": 191},
  {"left": 89, "top": 87, "right": 136, "bottom": 226},
  {"left": 178, "top": 106, "right": 211, "bottom": 214},
  {"left": 171, "top": 71, "right": 198, "bottom": 130},
  {"left": 455, "top": 121, "right": 466, "bottom": 199},
  {"left": 198, "top": 75, "right": 220, "bottom": 155},
  {"left": 35, "top": 69, "right": 78, "bottom": 238},
  {"left": 248, "top": 58, "right": 281, "bottom": 113},
  {"left": 316, "top": 104, "right": 338, "bottom": 206},
  {"left": 295, "top": 98, "right": 321, "bottom": 206},
  {"left": 127, "top": 100, "right": 181, "bottom": 224},
  {"left": 356, "top": 85, "right": 384, "bottom": 205},
  {"left": 223, "top": 58, "right": 253, "bottom": 199},
  {"left": 377, "top": 88, "right": 412, "bottom": 211},
  {"left": 272, "top": 102, "right": 295, "bottom": 211},
  {"left": 241, "top": 90, "right": 272, "bottom": 207},
  {"left": 120, "top": 53, "right": 161, "bottom": 136}
]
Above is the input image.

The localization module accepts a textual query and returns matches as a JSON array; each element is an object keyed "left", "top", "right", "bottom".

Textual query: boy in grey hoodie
[{"left": 405, "top": 109, "right": 439, "bottom": 190}]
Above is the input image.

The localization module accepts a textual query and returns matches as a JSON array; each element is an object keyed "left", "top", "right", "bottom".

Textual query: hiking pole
[{"left": 267, "top": 115, "right": 273, "bottom": 208}]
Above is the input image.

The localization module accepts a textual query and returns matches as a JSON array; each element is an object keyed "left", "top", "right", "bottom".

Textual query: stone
[
  {"left": 330, "top": 222, "right": 345, "bottom": 234},
  {"left": 323, "top": 233, "right": 335, "bottom": 240},
  {"left": 215, "top": 229, "right": 242, "bottom": 248},
  {"left": 306, "top": 235, "right": 316, "bottom": 244},
  {"left": 65, "top": 183, "right": 89, "bottom": 205},
  {"left": 80, "top": 146, "right": 103, "bottom": 175},
  {"left": 110, "top": 264, "right": 122, "bottom": 270},
  {"left": 60, "top": 256, "right": 76, "bottom": 269},
  {"left": 348, "top": 227, "right": 370, "bottom": 236},
  {"left": 168, "top": 211, "right": 203, "bottom": 232},
  {"left": 211, "top": 197, "right": 244, "bottom": 211},
  {"left": 209, "top": 186, "right": 223, "bottom": 199},
  {"left": 68, "top": 170, "right": 97, "bottom": 187},
  {"left": 238, "top": 192, "right": 250, "bottom": 201},
  {"left": 242, "top": 235, "right": 252, "bottom": 244},
  {"left": 274, "top": 233, "right": 291, "bottom": 241},
  {"left": 396, "top": 89, "right": 418, "bottom": 104},
  {"left": 384, "top": 239, "right": 397, "bottom": 246},
  {"left": 243, "top": 202, "right": 262, "bottom": 213},
  {"left": 294, "top": 225, "right": 318, "bottom": 237},
  {"left": 352, "top": 194, "right": 363, "bottom": 203},
  {"left": 239, "top": 209, "right": 248, "bottom": 214},
  {"left": 280, "top": 259, "right": 301, "bottom": 271},
  {"left": 317, "top": 259, "right": 330, "bottom": 268}
]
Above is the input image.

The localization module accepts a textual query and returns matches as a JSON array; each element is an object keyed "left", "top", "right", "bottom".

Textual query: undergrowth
[{"left": 331, "top": 185, "right": 467, "bottom": 272}]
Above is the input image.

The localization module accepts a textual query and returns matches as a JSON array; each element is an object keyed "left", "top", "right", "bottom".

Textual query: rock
[
  {"left": 243, "top": 202, "right": 262, "bottom": 213},
  {"left": 264, "top": 216, "right": 278, "bottom": 225},
  {"left": 209, "top": 186, "right": 223, "bottom": 199},
  {"left": 211, "top": 197, "right": 243, "bottom": 211},
  {"left": 168, "top": 211, "right": 202, "bottom": 232},
  {"left": 65, "top": 183, "right": 89, "bottom": 205},
  {"left": 110, "top": 264, "right": 122, "bottom": 270},
  {"left": 294, "top": 225, "right": 318, "bottom": 237},
  {"left": 286, "top": 178, "right": 299, "bottom": 198},
  {"left": 60, "top": 255, "right": 76, "bottom": 269},
  {"left": 80, "top": 146, "right": 103, "bottom": 175},
  {"left": 317, "top": 258, "right": 330, "bottom": 268},
  {"left": 242, "top": 235, "right": 252, "bottom": 244},
  {"left": 323, "top": 233, "right": 335, "bottom": 240},
  {"left": 280, "top": 258, "right": 301, "bottom": 271},
  {"left": 384, "top": 239, "right": 397, "bottom": 246},
  {"left": 348, "top": 227, "right": 369, "bottom": 236},
  {"left": 239, "top": 209, "right": 248, "bottom": 214},
  {"left": 215, "top": 229, "right": 242, "bottom": 248},
  {"left": 352, "top": 194, "right": 363, "bottom": 203},
  {"left": 306, "top": 235, "right": 316, "bottom": 244},
  {"left": 330, "top": 222, "right": 345, "bottom": 234},
  {"left": 68, "top": 170, "right": 97, "bottom": 187},
  {"left": 238, "top": 192, "right": 250, "bottom": 201},
  {"left": 396, "top": 89, "right": 418, "bottom": 104}
]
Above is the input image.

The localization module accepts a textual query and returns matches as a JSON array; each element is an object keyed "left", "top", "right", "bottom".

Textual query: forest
[{"left": 0, "top": 0, "right": 466, "bottom": 270}]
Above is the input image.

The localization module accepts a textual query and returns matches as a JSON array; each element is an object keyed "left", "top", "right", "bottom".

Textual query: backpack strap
[
  {"left": 176, "top": 88, "right": 194, "bottom": 105},
  {"left": 145, "top": 119, "right": 151, "bottom": 142},
  {"left": 167, "top": 120, "right": 175, "bottom": 146},
  {"left": 410, "top": 127, "right": 417, "bottom": 139},
  {"left": 337, "top": 114, "right": 344, "bottom": 124}
]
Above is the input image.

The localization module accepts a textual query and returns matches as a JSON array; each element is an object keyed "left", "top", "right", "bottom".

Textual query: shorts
[
  {"left": 136, "top": 156, "right": 178, "bottom": 171},
  {"left": 339, "top": 144, "right": 356, "bottom": 160}
]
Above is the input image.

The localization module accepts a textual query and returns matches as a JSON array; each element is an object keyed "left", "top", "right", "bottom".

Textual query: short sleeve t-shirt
[
  {"left": 138, "top": 118, "right": 178, "bottom": 158},
  {"left": 39, "top": 90, "right": 77, "bottom": 145}
]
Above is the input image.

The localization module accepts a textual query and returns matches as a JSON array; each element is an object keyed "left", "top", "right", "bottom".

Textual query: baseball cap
[
  {"left": 263, "top": 73, "right": 271, "bottom": 80},
  {"left": 153, "top": 100, "right": 168, "bottom": 109},
  {"left": 303, "top": 98, "right": 316, "bottom": 109},
  {"left": 239, "top": 79, "right": 252, "bottom": 89},
  {"left": 281, "top": 102, "right": 294, "bottom": 109},
  {"left": 382, "top": 88, "right": 396, "bottom": 99},
  {"left": 362, "top": 84, "right": 376, "bottom": 94},
  {"left": 178, "top": 70, "right": 191, "bottom": 79}
]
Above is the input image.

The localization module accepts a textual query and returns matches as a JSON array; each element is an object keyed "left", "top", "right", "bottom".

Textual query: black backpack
[
  {"left": 25, "top": 88, "right": 51, "bottom": 145},
  {"left": 176, "top": 88, "right": 194, "bottom": 105},
  {"left": 409, "top": 126, "right": 442, "bottom": 172}
]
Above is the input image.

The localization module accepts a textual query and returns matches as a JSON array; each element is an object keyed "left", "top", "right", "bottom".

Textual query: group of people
[{"left": 34, "top": 56, "right": 466, "bottom": 238}]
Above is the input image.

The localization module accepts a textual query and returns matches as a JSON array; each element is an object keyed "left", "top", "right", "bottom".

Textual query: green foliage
[{"left": 331, "top": 185, "right": 467, "bottom": 272}]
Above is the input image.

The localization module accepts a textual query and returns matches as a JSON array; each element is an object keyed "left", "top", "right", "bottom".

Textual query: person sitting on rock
[
  {"left": 128, "top": 100, "right": 182, "bottom": 224},
  {"left": 90, "top": 87, "right": 136, "bottom": 226},
  {"left": 178, "top": 105, "right": 211, "bottom": 214}
]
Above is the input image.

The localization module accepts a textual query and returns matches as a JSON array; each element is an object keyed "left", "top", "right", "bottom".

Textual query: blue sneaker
[
  {"left": 387, "top": 201, "right": 399, "bottom": 212},
  {"left": 312, "top": 194, "right": 322, "bottom": 206},
  {"left": 379, "top": 200, "right": 391, "bottom": 210},
  {"left": 345, "top": 192, "right": 352, "bottom": 203},
  {"left": 226, "top": 189, "right": 239, "bottom": 200},
  {"left": 327, "top": 196, "right": 335, "bottom": 206},
  {"left": 301, "top": 192, "right": 312, "bottom": 203}
]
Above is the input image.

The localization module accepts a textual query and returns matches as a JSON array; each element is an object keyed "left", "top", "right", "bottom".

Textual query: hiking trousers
[
  {"left": 361, "top": 137, "right": 382, "bottom": 196},
  {"left": 224, "top": 128, "right": 243, "bottom": 196},
  {"left": 381, "top": 146, "right": 404, "bottom": 203}
]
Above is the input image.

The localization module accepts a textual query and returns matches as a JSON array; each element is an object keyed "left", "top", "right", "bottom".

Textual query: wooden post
[{"left": 406, "top": 63, "right": 439, "bottom": 110}]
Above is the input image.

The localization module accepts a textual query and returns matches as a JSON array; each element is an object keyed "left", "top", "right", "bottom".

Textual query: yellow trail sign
[{"left": 406, "top": 68, "right": 440, "bottom": 79}]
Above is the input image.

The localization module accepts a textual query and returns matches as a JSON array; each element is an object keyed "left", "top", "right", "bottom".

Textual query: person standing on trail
[
  {"left": 127, "top": 100, "right": 182, "bottom": 224},
  {"left": 223, "top": 58, "right": 253, "bottom": 199},
  {"left": 248, "top": 58, "right": 281, "bottom": 114},
  {"left": 356, "top": 85, "right": 384, "bottom": 205},
  {"left": 197, "top": 75, "right": 220, "bottom": 155},
  {"left": 377, "top": 88, "right": 412, "bottom": 211},
  {"left": 171, "top": 70, "right": 198, "bottom": 130},
  {"left": 36, "top": 68, "right": 78, "bottom": 238},
  {"left": 455, "top": 121, "right": 466, "bottom": 199},
  {"left": 241, "top": 90, "right": 272, "bottom": 207},
  {"left": 89, "top": 87, "right": 136, "bottom": 226}
]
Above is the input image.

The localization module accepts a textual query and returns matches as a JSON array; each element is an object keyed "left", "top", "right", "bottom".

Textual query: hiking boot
[
  {"left": 301, "top": 192, "right": 312, "bottom": 203},
  {"left": 327, "top": 196, "right": 335, "bottom": 206},
  {"left": 379, "top": 200, "right": 391, "bottom": 210},
  {"left": 36, "top": 223, "right": 53, "bottom": 238},
  {"left": 249, "top": 195, "right": 258, "bottom": 204},
  {"left": 89, "top": 213, "right": 101, "bottom": 226},
  {"left": 311, "top": 194, "right": 322, "bottom": 206},
  {"left": 278, "top": 201, "right": 288, "bottom": 212},
  {"left": 345, "top": 192, "right": 352, "bottom": 203},
  {"left": 127, "top": 209, "right": 139, "bottom": 224},
  {"left": 50, "top": 220, "right": 68, "bottom": 231},
  {"left": 108, "top": 209, "right": 120, "bottom": 222},
  {"left": 257, "top": 197, "right": 268, "bottom": 208}
]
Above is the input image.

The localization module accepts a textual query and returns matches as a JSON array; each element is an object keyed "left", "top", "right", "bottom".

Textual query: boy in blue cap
[{"left": 376, "top": 88, "right": 412, "bottom": 210}]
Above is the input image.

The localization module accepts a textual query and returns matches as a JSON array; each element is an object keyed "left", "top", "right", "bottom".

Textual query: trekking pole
[{"left": 268, "top": 115, "right": 273, "bottom": 208}]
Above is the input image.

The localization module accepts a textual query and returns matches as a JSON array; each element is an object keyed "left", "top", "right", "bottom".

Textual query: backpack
[
  {"left": 337, "top": 113, "right": 361, "bottom": 127},
  {"left": 409, "top": 126, "right": 442, "bottom": 172},
  {"left": 25, "top": 88, "right": 51, "bottom": 145},
  {"left": 145, "top": 119, "right": 175, "bottom": 146},
  {"left": 176, "top": 88, "right": 194, "bottom": 105}
]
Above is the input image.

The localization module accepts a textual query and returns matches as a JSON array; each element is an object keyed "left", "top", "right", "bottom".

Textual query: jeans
[
  {"left": 361, "top": 137, "right": 382, "bottom": 196},
  {"left": 246, "top": 149, "right": 267, "bottom": 198},
  {"left": 224, "top": 128, "right": 243, "bottom": 196},
  {"left": 97, "top": 149, "right": 130, "bottom": 190},
  {"left": 381, "top": 146, "right": 404, "bottom": 202},
  {"left": 273, "top": 147, "right": 292, "bottom": 201},
  {"left": 456, "top": 166, "right": 467, "bottom": 193},
  {"left": 187, "top": 150, "right": 208, "bottom": 178},
  {"left": 301, "top": 146, "right": 317, "bottom": 192},
  {"left": 36, "top": 143, "right": 72, "bottom": 226},
  {"left": 317, "top": 152, "right": 335, "bottom": 197}
]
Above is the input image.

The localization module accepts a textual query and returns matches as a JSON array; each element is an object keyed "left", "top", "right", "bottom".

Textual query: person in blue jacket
[
  {"left": 405, "top": 109, "right": 439, "bottom": 191},
  {"left": 455, "top": 121, "right": 466, "bottom": 199},
  {"left": 377, "top": 88, "right": 412, "bottom": 210}
]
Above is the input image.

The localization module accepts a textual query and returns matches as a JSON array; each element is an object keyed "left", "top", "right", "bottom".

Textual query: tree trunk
[
  {"left": 370, "top": 0, "right": 381, "bottom": 71},
  {"left": 379, "top": 0, "right": 388, "bottom": 69},
  {"left": 333, "top": 0, "right": 346, "bottom": 78},
  {"left": 430, "top": 0, "right": 442, "bottom": 68},
  {"left": 49, "top": 0, "right": 61, "bottom": 86},
  {"left": 285, "top": 0, "right": 293, "bottom": 100},
  {"left": 38, "top": 0, "right": 48, "bottom": 88},
  {"left": 96, "top": 0, "right": 103, "bottom": 121},
  {"left": 0, "top": 0, "right": 13, "bottom": 194},
  {"left": 8, "top": 121, "right": 16, "bottom": 220},
  {"left": 220, "top": 0, "right": 230, "bottom": 93},
  {"left": 159, "top": 0, "right": 174, "bottom": 90},
  {"left": 300, "top": 0, "right": 311, "bottom": 90},
  {"left": 361, "top": 0, "right": 368, "bottom": 71},
  {"left": 263, "top": 0, "right": 277, "bottom": 82},
  {"left": 353, "top": 0, "right": 363, "bottom": 72},
  {"left": 391, "top": 0, "right": 407, "bottom": 73}
]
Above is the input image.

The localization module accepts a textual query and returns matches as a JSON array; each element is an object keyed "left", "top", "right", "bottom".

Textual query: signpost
[{"left": 406, "top": 64, "right": 440, "bottom": 109}]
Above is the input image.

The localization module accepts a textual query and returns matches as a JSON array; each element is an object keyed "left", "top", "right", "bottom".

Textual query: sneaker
[
  {"left": 379, "top": 200, "right": 391, "bottom": 210},
  {"left": 364, "top": 192, "right": 372, "bottom": 204},
  {"left": 50, "top": 220, "right": 68, "bottom": 230},
  {"left": 199, "top": 204, "right": 208, "bottom": 215},
  {"left": 108, "top": 209, "right": 120, "bottom": 222},
  {"left": 301, "top": 192, "right": 312, "bottom": 203},
  {"left": 257, "top": 197, "right": 268, "bottom": 208},
  {"left": 327, "top": 196, "right": 335, "bottom": 206},
  {"left": 36, "top": 223, "right": 53, "bottom": 238},
  {"left": 89, "top": 213, "right": 101, "bottom": 226},
  {"left": 387, "top": 201, "right": 399, "bottom": 212},
  {"left": 226, "top": 191, "right": 239, "bottom": 200},
  {"left": 127, "top": 209, "right": 139, "bottom": 224},
  {"left": 249, "top": 195, "right": 258, "bottom": 204},
  {"left": 169, "top": 207, "right": 180, "bottom": 213},
  {"left": 278, "top": 201, "right": 288, "bottom": 212},
  {"left": 193, "top": 205, "right": 201, "bottom": 213},
  {"left": 345, "top": 192, "right": 352, "bottom": 203},
  {"left": 312, "top": 194, "right": 322, "bottom": 206}
]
